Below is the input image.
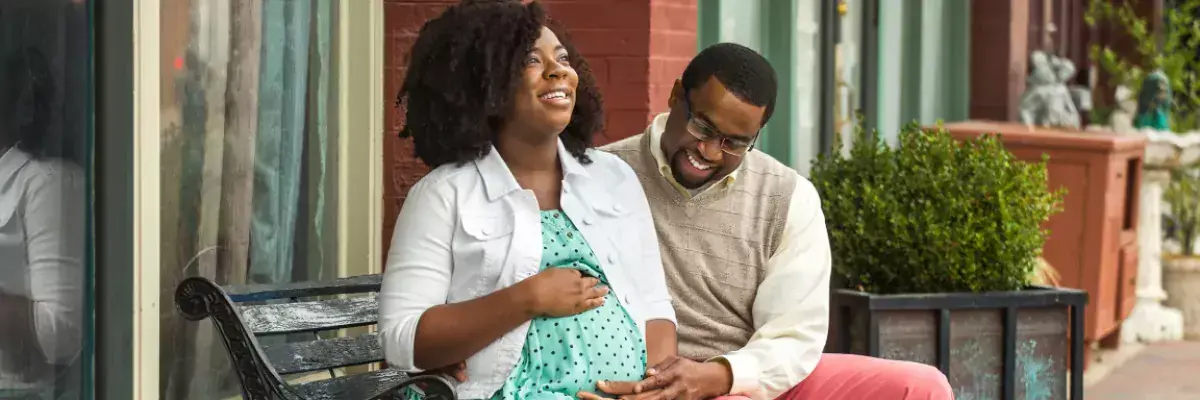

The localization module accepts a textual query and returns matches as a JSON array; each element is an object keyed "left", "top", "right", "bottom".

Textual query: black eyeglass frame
[{"left": 679, "top": 89, "right": 761, "bottom": 156}]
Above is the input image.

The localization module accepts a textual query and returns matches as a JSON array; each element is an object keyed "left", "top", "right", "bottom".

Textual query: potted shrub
[
  {"left": 1163, "top": 167, "right": 1200, "bottom": 339},
  {"left": 811, "top": 122, "right": 1086, "bottom": 400}
]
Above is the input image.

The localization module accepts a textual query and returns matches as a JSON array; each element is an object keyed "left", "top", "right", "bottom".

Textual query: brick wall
[{"left": 381, "top": 0, "right": 697, "bottom": 259}]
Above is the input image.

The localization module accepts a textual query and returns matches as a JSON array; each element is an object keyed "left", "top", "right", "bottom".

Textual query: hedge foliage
[{"left": 810, "top": 122, "right": 1065, "bottom": 295}]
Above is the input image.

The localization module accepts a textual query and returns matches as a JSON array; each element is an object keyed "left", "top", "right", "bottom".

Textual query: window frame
[{"left": 97, "top": 0, "right": 386, "bottom": 395}]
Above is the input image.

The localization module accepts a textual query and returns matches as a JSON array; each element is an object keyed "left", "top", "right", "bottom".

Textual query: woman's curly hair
[{"left": 396, "top": 0, "right": 604, "bottom": 168}]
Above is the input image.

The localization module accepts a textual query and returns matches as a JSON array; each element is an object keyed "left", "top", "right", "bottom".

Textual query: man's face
[{"left": 660, "top": 76, "right": 765, "bottom": 189}]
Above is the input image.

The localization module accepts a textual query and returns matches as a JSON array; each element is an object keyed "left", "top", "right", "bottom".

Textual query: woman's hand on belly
[{"left": 517, "top": 267, "right": 609, "bottom": 318}]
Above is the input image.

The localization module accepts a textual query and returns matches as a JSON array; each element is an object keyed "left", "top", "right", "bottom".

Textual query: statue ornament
[
  {"left": 1134, "top": 70, "right": 1172, "bottom": 131},
  {"left": 1018, "top": 51, "right": 1082, "bottom": 129}
]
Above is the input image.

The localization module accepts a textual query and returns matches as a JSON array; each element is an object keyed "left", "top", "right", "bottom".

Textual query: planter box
[{"left": 830, "top": 286, "right": 1088, "bottom": 400}]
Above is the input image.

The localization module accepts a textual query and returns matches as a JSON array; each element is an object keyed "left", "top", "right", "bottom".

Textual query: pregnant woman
[
  {"left": 377, "top": 1, "right": 677, "bottom": 399},
  {"left": 0, "top": 46, "right": 84, "bottom": 397}
]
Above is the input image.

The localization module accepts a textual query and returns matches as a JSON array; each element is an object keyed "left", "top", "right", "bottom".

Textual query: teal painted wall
[
  {"left": 874, "top": 0, "right": 972, "bottom": 145},
  {"left": 697, "top": 0, "right": 821, "bottom": 175},
  {"left": 697, "top": 0, "right": 972, "bottom": 171}
]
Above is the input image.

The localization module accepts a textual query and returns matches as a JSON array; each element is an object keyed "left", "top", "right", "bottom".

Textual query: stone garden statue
[
  {"left": 1019, "top": 51, "right": 1082, "bottom": 129},
  {"left": 1135, "top": 70, "right": 1172, "bottom": 131},
  {"left": 1110, "top": 85, "right": 1139, "bottom": 133},
  {"left": 1070, "top": 67, "right": 1094, "bottom": 118}
]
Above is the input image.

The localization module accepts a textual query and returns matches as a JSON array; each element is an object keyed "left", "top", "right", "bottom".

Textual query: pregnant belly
[{"left": 496, "top": 291, "right": 647, "bottom": 398}]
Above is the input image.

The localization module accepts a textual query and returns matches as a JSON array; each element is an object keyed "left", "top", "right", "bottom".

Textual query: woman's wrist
[{"left": 507, "top": 278, "right": 541, "bottom": 319}]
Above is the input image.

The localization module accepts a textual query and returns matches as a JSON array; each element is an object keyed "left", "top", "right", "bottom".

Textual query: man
[{"left": 585, "top": 43, "right": 954, "bottom": 400}]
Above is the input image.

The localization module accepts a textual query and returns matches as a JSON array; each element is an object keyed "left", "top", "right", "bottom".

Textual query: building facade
[{"left": 79, "top": 0, "right": 1017, "bottom": 398}]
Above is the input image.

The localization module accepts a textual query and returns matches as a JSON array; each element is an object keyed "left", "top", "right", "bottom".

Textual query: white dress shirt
[
  {"left": 0, "top": 147, "right": 85, "bottom": 389},
  {"left": 637, "top": 113, "right": 832, "bottom": 400},
  {"left": 378, "top": 139, "right": 676, "bottom": 400}
]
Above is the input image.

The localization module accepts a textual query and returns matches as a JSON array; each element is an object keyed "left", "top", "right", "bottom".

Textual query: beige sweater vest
[{"left": 602, "top": 132, "right": 797, "bottom": 360}]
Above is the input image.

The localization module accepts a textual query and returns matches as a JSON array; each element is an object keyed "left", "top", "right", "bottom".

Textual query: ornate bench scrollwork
[{"left": 175, "top": 275, "right": 457, "bottom": 400}]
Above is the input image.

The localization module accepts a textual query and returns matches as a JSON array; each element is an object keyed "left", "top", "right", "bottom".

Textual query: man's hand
[
  {"left": 413, "top": 361, "right": 467, "bottom": 382},
  {"left": 576, "top": 388, "right": 666, "bottom": 400},
  {"left": 577, "top": 356, "right": 733, "bottom": 400}
]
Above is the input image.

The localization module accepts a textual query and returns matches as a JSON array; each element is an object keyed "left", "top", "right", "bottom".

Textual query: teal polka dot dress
[{"left": 487, "top": 210, "right": 647, "bottom": 399}]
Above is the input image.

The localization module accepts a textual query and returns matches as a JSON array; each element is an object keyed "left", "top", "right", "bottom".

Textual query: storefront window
[
  {"left": 158, "top": 1, "right": 341, "bottom": 398},
  {"left": 0, "top": 0, "right": 93, "bottom": 398}
]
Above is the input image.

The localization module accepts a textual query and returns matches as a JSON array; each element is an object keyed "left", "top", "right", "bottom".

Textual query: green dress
[{"left": 487, "top": 210, "right": 647, "bottom": 399}]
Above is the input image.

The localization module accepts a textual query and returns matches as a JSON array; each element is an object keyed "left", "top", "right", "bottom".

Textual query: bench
[{"left": 174, "top": 274, "right": 457, "bottom": 400}]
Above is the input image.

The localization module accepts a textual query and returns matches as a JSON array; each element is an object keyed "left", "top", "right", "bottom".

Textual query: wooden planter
[{"left": 830, "top": 286, "right": 1088, "bottom": 400}]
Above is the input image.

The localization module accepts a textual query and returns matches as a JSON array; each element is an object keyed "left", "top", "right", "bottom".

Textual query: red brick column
[
  {"left": 382, "top": 0, "right": 697, "bottom": 260},
  {"left": 968, "top": 0, "right": 1030, "bottom": 122}
]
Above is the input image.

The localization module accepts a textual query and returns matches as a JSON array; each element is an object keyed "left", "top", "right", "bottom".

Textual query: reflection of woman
[
  {"left": 377, "top": 1, "right": 677, "bottom": 399},
  {"left": 0, "top": 47, "right": 85, "bottom": 391}
]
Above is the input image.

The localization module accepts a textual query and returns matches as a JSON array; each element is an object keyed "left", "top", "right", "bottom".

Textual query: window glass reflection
[
  {"left": 159, "top": 1, "right": 341, "bottom": 398},
  {"left": 0, "top": 0, "right": 91, "bottom": 399}
]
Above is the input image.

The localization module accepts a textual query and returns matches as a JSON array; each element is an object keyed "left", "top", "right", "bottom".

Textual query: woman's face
[{"left": 507, "top": 26, "right": 578, "bottom": 139}]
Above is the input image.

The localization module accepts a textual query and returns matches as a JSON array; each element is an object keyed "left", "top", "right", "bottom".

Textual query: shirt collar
[
  {"left": 0, "top": 146, "right": 32, "bottom": 188},
  {"left": 646, "top": 112, "right": 738, "bottom": 198},
  {"left": 475, "top": 137, "right": 589, "bottom": 202}
]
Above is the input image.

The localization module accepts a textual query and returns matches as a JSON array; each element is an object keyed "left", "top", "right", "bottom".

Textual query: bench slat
[
  {"left": 292, "top": 368, "right": 409, "bottom": 400},
  {"left": 240, "top": 296, "right": 378, "bottom": 335},
  {"left": 264, "top": 333, "right": 384, "bottom": 375},
  {"left": 225, "top": 274, "right": 383, "bottom": 303}
]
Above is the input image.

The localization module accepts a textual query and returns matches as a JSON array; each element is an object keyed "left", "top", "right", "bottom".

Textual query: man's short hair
[{"left": 680, "top": 42, "right": 778, "bottom": 126}]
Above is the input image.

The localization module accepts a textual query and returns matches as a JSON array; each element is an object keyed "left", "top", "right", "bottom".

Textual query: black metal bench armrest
[
  {"left": 176, "top": 276, "right": 294, "bottom": 398},
  {"left": 224, "top": 274, "right": 383, "bottom": 303},
  {"left": 176, "top": 275, "right": 457, "bottom": 400}
]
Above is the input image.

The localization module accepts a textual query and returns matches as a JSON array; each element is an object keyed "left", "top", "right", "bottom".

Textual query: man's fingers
[
  {"left": 451, "top": 363, "right": 468, "bottom": 382},
  {"left": 635, "top": 369, "right": 675, "bottom": 392},
  {"left": 596, "top": 379, "right": 640, "bottom": 395},
  {"left": 576, "top": 391, "right": 606, "bottom": 400},
  {"left": 619, "top": 389, "right": 662, "bottom": 400},
  {"left": 646, "top": 356, "right": 680, "bottom": 376},
  {"left": 645, "top": 383, "right": 685, "bottom": 400}
]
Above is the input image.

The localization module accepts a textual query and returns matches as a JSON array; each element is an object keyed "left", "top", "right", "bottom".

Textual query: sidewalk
[{"left": 1086, "top": 341, "right": 1200, "bottom": 400}]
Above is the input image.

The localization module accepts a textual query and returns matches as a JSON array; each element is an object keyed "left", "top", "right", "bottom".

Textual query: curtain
[{"left": 159, "top": 0, "right": 336, "bottom": 398}]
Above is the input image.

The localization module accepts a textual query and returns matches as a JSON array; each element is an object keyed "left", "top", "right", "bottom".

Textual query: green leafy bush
[
  {"left": 1165, "top": 167, "right": 1200, "bottom": 256},
  {"left": 810, "top": 122, "right": 1066, "bottom": 295}
]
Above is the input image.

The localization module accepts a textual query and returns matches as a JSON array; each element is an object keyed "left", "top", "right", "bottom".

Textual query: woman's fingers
[
  {"left": 590, "top": 285, "right": 610, "bottom": 298},
  {"left": 582, "top": 276, "right": 600, "bottom": 288},
  {"left": 585, "top": 296, "right": 605, "bottom": 309}
]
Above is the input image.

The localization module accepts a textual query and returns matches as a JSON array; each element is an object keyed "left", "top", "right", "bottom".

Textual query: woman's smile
[{"left": 538, "top": 87, "right": 573, "bottom": 107}]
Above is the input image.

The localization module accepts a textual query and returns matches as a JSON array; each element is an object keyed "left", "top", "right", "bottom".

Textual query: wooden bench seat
[{"left": 174, "top": 274, "right": 456, "bottom": 400}]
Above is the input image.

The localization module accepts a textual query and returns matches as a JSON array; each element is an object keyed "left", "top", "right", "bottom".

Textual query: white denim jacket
[
  {"left": 378, "top": 139, "right": 676, "bottom": 399},
  {"left": 0, "top": 147, "right": 85, "bottom": 388}
]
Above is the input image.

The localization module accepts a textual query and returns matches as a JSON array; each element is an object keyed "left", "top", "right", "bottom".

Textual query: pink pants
[{"left": 716, "top": 354, "right": 953, "bottom": 400}]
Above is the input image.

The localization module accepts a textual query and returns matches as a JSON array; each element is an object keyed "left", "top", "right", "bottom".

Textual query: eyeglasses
[{"left": 681, "top": 91, "right": 759, "bottom": 156}]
